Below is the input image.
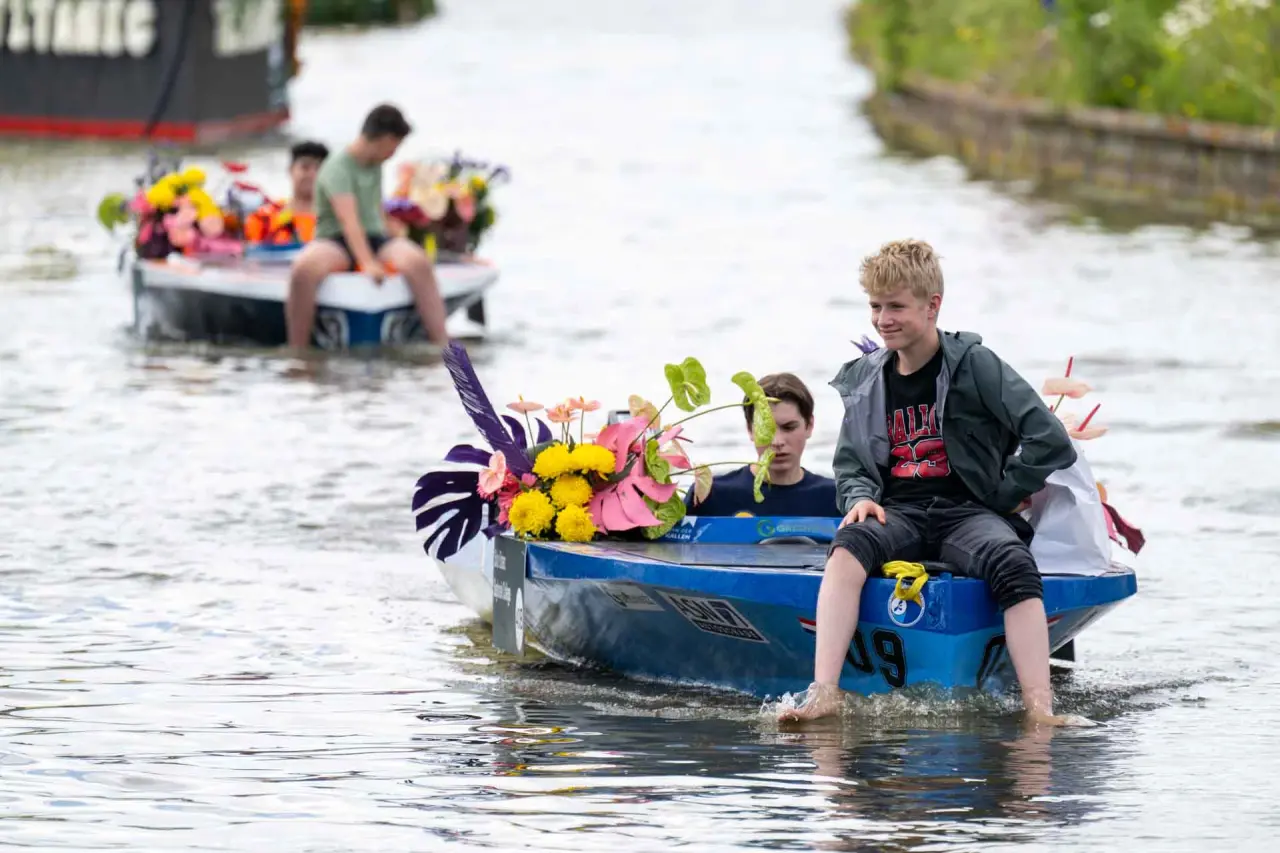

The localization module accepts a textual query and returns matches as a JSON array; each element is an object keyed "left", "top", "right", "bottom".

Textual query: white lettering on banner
[
  {"left": 0, "top": 0, "right": 155, "bottom": 57},
  {"left": 211, "top": 0, "right": 281, "bottom": 57}
]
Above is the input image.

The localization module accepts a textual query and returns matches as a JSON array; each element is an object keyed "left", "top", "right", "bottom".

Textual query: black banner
[
  {"left": 491, "top": 534, "right": 527, "bottom": 656},
  {"left": 0, "top": 0, "right": 287, "bottom": 132}
]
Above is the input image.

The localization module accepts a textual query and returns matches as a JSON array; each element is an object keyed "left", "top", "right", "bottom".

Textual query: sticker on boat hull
[
  {"left": 659, "top": 593, "right": 768, "bottom": 643},
  {"left": 887, "top": 592, "right": 925, "bottom": 628},
  {"left": 596, "top": 583, "right": 664, "bottom": 612}
]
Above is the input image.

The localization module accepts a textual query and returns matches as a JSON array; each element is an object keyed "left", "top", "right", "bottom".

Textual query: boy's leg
[
  {"left": 378, "top": 237, "right": 450, "bottom": 346},
  {"left": 779, "top": 505, "right": 925, "bottom": 722},
  {"left": 935, "top": 504, "right": 1072, "bottom": 725},
  {"left": 286, "top": 240, "right": 351, "bottom": 350}
]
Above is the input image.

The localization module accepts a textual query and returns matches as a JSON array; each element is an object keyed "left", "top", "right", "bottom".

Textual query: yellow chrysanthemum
[
  {"left": 554, "top": 505, "right": 597, "bottom": 543},
  {"left": 569, "top": 443, "right": 616, "bottom": 477},
  {"left": 549, "top": 474, "right": 593, "bottom": 509},
  {"left": 509, "top": 490, "right": 555, "bottom": 537},
  {"left": 146, "top": 184, "right": 177, "bottom": 210},
  {"left": 181, "top": 167, "right": 207, "bottom": 187},
  {"left": 532, "top": 443, "right": 573, "bottom": 479}
]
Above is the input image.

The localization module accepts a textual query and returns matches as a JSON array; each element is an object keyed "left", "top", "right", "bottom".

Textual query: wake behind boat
[{"left": 412, "top": 343, "right": 1145, "bottom": 702}]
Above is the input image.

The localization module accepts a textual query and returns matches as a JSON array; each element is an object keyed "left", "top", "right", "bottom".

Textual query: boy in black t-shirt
[
  {"left": 780, "top": 239, "right": 1080, "bottom": 726},
  {"left": 686, "top": 372, "right": 841, "bottom": 518}
]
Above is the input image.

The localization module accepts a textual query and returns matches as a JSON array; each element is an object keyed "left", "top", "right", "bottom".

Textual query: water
[{"left": 3, "top": 0, "right": 1279, "bottom": 849}]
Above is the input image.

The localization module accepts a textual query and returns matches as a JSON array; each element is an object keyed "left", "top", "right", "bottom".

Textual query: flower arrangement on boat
[
  {"left": 385, "top": 153, "right": 510, "bottom": 257},
  {"left": 413, "top": 344, "right": 778, "bottom": 559},
  {"left": 96, "top": 164, "right": 242, "bottom": 261}
]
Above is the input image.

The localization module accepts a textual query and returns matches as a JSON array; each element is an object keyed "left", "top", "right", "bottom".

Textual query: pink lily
[{"left": 567, "top": 397, "right": 602, "bottom": 413}]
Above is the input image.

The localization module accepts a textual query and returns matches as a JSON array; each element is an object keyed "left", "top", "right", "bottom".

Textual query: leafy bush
[{"left": 845, "top": 0, "right": 1279, "bottom": 126}]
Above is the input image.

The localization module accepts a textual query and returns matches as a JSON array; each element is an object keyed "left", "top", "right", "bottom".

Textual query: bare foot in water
[
  {"left": 778, "top": 682, "right": 844, "bottom": 722},
  {"left": 1025, "top": 709, "right": 1098, "bottom": 728}
]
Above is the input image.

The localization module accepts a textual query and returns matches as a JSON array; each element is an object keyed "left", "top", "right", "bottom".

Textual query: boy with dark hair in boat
[
  {"left": 287, "top": 140, "right": 328, "bottom": 220},
  {"left": 246, "top": 141, "right": 330, "bottom": 246},
  {"left": 685, "top": 372, "right": 842, "bottom": 518},
  {"left": 284, "top": 104, "right": 450, "bottom": 351},
  {"left": 780, "top": 239, "right": 1080, "bottom": 726}
]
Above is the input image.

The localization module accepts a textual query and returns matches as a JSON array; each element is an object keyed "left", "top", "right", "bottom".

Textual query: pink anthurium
[
  {"left": 477, "top": 451, "right": 508, "bottom": 497},
  {"left": 507, "top": 397, "right": 544, "bottom": 414},
  {"left": 1057, "top": 407, "right": 1108, "bottom": 440},
  {"left": 1042, "top": 377, "right": 1091, "bottom": 399},
  {"left": 546, "top": 403, "right": 576, "bottom": 424},
  {"left": 588, "top": 459, "right": 678, "bottom": 532},
  {"left": 593, "top": 416, "right": 649, "bottom": 470},
  {"left": 656, "top": 424, "right": 693, "bottom": 470}
]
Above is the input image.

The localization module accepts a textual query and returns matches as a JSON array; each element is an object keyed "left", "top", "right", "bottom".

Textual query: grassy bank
[
  {"left": 845, "top": 0, "right": 1280, "bottom": 127},
  {"left": 305, "top": 0, "right": 438, "bottom": 26}
]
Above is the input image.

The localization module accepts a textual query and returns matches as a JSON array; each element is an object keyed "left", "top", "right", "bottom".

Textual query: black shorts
[
  {"left": 828, "top": 498, "right": 1042, "bottom": 611},
  {"left": 319, "top": 234, "right": 390, "bottom": 269}
]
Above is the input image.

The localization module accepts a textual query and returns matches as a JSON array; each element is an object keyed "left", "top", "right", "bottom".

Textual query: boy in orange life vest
[
  {"left": 242, "top": 141, "right": 327, "bottom": 244},
  {"left": 278, "top": 140, "right": 328, "bottom": 242}
]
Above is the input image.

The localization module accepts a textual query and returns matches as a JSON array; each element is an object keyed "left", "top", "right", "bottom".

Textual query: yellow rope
[{"left": 882, "top": 560, "right": 929, "bottom": 607}]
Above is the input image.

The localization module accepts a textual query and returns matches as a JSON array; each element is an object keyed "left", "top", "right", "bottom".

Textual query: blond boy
[{"left": 781, "top": 239, "right": 1080, "bottom": 725}]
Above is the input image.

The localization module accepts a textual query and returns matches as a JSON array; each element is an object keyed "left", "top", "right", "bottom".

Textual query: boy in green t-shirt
[{"left": 285, "top": 103, "right": 450, "bottom": 350}]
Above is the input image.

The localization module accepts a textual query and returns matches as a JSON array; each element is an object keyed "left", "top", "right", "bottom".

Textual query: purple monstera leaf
[{"left": 412, "top": 418, "right": 553, "bottom": 563}]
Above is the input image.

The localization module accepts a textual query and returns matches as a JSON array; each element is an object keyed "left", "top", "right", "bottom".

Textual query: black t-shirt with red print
[{"left": 879, "top": 347, "right": 980, "bottom": 506}]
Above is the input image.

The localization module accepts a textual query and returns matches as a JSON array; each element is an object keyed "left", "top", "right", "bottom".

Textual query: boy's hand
[
  {"left": 362, "top": 259, "right": 387, "bottom": 284},
  {"left": 841, "top": 499, "right": 886, "bottom": 527}
]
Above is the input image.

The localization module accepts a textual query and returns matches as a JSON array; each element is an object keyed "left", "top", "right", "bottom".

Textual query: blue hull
[{"left": 477, "top": 516, "right": 1137, "bottom": 700}]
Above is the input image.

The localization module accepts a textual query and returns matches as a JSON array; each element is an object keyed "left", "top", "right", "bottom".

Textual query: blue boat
[
  {"left": 422, "top": 508, "right": 1138, "bottom": 700},
  {"left": 124, "top": 249, "right": 499, "bottom": 349}
]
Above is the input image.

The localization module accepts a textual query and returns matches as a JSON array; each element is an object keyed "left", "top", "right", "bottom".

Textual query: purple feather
[
  {"left": 442, "top": 342, "right": 532, "bottom": 477},
  {"left": 445, "top": 443, "right": 493, "bottom": 466},
  {"left": 854, "top": 334, "right": 881, "bottom": 354}
]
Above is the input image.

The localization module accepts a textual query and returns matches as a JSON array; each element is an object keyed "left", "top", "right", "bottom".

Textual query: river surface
[{"left": 2, "top": 1, "right": 1279, "bottom": 850}]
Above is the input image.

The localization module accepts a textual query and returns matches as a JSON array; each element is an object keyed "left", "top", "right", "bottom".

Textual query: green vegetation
[
  {"left": 305, "top": 0, "right": 438, "bottom": 26},
  {"left": 845, "top": 0, "right": 1280, "bottom": 127}
]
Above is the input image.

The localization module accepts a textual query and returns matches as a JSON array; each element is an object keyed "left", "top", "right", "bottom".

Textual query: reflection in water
[{"left": 2, "top": 0, "right": 1280, "bottom": 849}]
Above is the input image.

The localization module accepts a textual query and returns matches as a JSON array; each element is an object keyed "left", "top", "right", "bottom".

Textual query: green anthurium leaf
[
  {"left": 642, "top": 492, "right": 687, "bottom": 540},
  {"left": 752, "top": 450, "right": 776, "bottom": 502},
  {"left": 663, "top": 356, "right": 711, "bottom": 412},
  {"left": 96, "top": 193, "right": 129, "bottom": 232},
  {"left": 731, "top": 371, "right": 776, "bottom": 446},
  {"left": 644, "top": 438, "right": 671, "bottom": 484}
]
